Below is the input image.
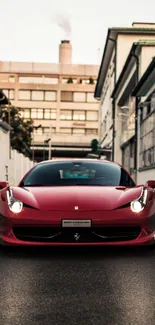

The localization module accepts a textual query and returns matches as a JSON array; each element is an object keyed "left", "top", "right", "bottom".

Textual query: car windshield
[{"left": 20, "top": 161, "right": 135, "bottom": 187}]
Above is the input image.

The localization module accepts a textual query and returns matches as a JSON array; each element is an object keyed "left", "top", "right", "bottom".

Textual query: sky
[{"left": 0, "top": 0, "right": 155, "bottom": 65}]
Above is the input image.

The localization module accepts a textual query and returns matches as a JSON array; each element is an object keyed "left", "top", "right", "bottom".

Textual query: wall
[
  {"left": 117, "top": 35, "right": 155, "bottom": 80},
  {"left": 140, "top": 46, "right": 155, "bottom": 76},
  {"left": 114, "top": 44, "right": 155, "bottom": 165},
  {"left": 0, "top": 61, "right": 99, "bottom": 77},
  {"left": 99, "top": 52, "right": 115, "bottom": 147},
  {"left": 8, "top": 150, "right": 34, "bottom": 185},
  {"left": 136, "top": 84, "right": 155, "bottom": 185},
  {"left": 0, "top": 127, "right": 33, "bottom": 185},
  {"left": 0, "top": 128, "right": 10, "bottom": 181},
  {"left": 137, "top": 169, "right": 155, "bottom": 185}
]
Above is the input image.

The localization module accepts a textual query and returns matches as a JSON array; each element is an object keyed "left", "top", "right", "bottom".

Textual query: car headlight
[
  {"left": 130, "top": 188, "right": 147, "bottom": 213},
  {"left": 131, "top": 200, "right": 143, "bottom": 213},
  {"left": 6, "top": 189, "right": 23, "bottom": 213}
]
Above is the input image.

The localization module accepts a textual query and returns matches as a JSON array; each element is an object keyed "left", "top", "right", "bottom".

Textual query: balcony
[{"left": 34, "top": 133, "right": 98, "bottom": 147}]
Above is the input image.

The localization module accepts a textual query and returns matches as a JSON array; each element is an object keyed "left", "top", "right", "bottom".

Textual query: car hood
[{"left": 11, "top": 185, "right": 143, "bottom": 211}]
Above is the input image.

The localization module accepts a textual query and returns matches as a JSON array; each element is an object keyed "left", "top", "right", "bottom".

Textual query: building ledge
[{"left": 139, "top": 165, "right": 155, "bottom": 172}]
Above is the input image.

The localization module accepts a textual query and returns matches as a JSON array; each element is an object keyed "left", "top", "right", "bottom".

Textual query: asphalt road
[{"left": 0, "top": 246, "right": 155, "bottom": 325}]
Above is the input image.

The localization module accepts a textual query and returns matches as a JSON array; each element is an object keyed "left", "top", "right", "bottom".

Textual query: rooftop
[
  {"left": 111, "top": 41, "right": 155, "bottom": 99},
  {"left": 95, "top": 24, "right": 155, "bottom": 99},
  {"left": 132, "top": 57, "right": 155, "bottom": 96},
  {"left": 0, "top": 61, "right": 99, "bottom": 77}
]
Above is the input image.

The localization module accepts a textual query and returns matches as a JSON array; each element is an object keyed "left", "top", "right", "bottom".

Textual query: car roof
[{"left": 37, "top": 159, "right": 120, "bottom": 167}]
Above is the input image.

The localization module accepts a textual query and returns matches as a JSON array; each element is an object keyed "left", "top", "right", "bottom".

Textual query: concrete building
[
  {"left": 133, "top": 58, "right": 155, "bottom": 184},
  {"left": 111, "top": 41, "right": 155, "bottom": 181},
  {"left": 95, "top": 22, "right": 155, "bottom": 163},
  {"left": 0, "top": 40, "right": 100, "bottom": 161}
]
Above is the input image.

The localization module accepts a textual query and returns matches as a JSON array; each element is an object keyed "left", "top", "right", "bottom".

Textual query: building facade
[
  {"left": 133, "top": 58, "right": 155, "bottom": 184},
  {"left": 0, "top": 40, "right": 99, "bottom": 161},
  {"left": 111, "top": 41, "right": 155, "bottom": 181},
  {"left": 95, "top": 23, "right": 155, "bottom": 163}
]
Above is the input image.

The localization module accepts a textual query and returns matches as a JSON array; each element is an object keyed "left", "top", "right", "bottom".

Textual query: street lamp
[
  {"left": 48, "top": 125, "right": 52, "bottom": 160},
  {"left": 43, "top": 138, "right": 51, "bottom": 161},
  {"left": 32, "top": 124, "right": 42, "bottom": 164}
]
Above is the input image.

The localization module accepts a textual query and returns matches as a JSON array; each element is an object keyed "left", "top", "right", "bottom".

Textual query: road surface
[{"left": 0, "top": 246, "right": 155, "bottom": 325}]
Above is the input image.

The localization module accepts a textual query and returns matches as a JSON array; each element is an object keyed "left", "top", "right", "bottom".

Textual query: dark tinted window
[{"left": 20, "top": 161, "right": 135, "bottom": 187}]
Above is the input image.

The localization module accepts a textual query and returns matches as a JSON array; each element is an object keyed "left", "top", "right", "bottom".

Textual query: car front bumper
[{"left": 1, "top": 208, "right": 155, "bottom": 246}]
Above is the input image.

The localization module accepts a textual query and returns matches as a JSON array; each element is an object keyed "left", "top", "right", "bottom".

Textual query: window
[
  {"left": 59, "top": 128, "right": 72, "bottom": 133},
  {"left": 45, "top": 91, "right": 56, "bottom": 101},
  {"left": 9, "top": 90, "right": 15, "bottom": 100},
  {"left": 5, "top": 165, "right": 8, "bottom": 181},
  {"left": 20, "top": 109, "right": 31, "bottom": 119},
  {"left": 81, "top": 79, "right": 90, "bottom": 84},
  {"left": 44, "top": 77, "right": 58, "bottom": 84},
  {"left": 3, "top": 89, "right": 9, "bottom": 97},
  {"left": 20, "top": 161, "right": 135, "bottom": 187},
  {"left": 73, "top": 111, "right": 85, "bottom": 121},
  {"left": 72, "top": 128, "right": 85, "bottom": 134},
  {"left": 151, "top": 93, "right": 155, "bottom": 111},
  {"left": 61, "top": 91, "right": 73, "bottom": 102},
  {"left": 31, "top": 109, "right": 43, "bottom": 119},
  {"left": 44, "top": 109, "right": 56, "bottom": 119},
  {"left": 60, "top": 110, "right": 72, "bottom": 120},
  {"left": 3, "top": 89, "right": 15, "bottom": 100},
  {"left": 19, "top": 90, "right": 31, "bottom": 100},
  {"left": 9, "top": 76, "right": 15, "bottom": 83},
  {"left": 19, "top": 76, "right": 43, "bottom": 83},
  {"left": 38, "top": 109, "right": 43, "bottom": 119},
  {"left": 31, "top": 109, "right": 37, "bottom": 119},
  {"left": 18, "top": 90, "right": 57, "bottom": 101},
  {"left": 140, "top": 110, "right": 155, "bottom": 168},
  {"left": 86, "top": 111, "right": 98, "bottom": 121},
  {"left": 73, "top": 92, "right": 86, "bottom": 102},
  {"left": 62, "top": 79, "right": 68, "bottom": 84},
  {"left": 86, "top": 129, "right": 98, "bottom": 135},
  {"left": 31, "top": 108, "right": 37, "bottom": 119},
  {"left": 19, "top": 76, "right": 59, "bottom": 84},
  {"left": 32, "top": 91, "right": 44, "bottom": 101},
  {"left": 87, "top": 93, "right": 97, "bottom": 103}
]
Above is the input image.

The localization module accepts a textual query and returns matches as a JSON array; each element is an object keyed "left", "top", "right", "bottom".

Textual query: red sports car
[{"left": 0, "top": 159, "right": 155, "bottom": 247}]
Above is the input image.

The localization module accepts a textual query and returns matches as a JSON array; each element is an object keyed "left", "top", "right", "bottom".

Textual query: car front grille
[{"left": 12, "top": 226, "right": 141, "bottom": 243}]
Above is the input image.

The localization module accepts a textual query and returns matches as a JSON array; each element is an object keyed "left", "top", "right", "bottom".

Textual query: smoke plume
[{"left": 54, "top": 12, "right": 72, "bottom": 39}]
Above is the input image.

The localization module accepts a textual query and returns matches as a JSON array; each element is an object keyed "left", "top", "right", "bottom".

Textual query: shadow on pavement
[{"left": 0, "top": 244, "right": 154, "bottom": 260}]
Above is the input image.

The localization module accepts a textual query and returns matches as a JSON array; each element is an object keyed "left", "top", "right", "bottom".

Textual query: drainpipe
[
  {"left": 132, "top": 52, "right": 140, "bottom": 182},
  {"left": 112, "top": 98, "right": 115, "bottom": 161},
  {"left": 109, "top": 38, "right": 117, "bottom": 161}
]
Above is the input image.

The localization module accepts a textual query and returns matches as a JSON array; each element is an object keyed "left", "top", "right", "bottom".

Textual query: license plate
[{"left": 62, "top": 220, "right": 91, "bottom": 227}]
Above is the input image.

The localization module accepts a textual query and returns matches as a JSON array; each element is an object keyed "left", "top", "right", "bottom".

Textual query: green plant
[
  {"left": 91, "top": 138, "right": 99, "bottom": 153},
  {"left": 1, "top": 105, "right": 33, "bottom": 158},
  {"left": 67, "top": 77, "right": 73, "bottom": 83},
  {"left": 89, "top": 77, "right": 94, "bottom": 84}
]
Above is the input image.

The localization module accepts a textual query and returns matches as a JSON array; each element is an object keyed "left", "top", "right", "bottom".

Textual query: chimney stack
[{"left": 59, "top": 40, "right": 72, "bottom": 64}]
